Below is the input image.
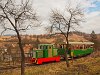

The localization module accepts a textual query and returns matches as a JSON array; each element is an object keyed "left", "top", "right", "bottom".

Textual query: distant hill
[
  {"left": 0, "top": 31, "right": 100, "bottom": 53},
  {"left": 1, "top": 31, "right": 100, "bottom": 42},
  {"left": 1, "top": 31, "right": 100, "bottom": 43}
]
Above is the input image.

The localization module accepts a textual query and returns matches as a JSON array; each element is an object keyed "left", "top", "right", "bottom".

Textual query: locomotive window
[
  {"left": 44, "top": 46, "right": 48, "bottom": 49},
  {"left": 49, "top": 46, "right": 52, "bottom": 49},
  {"left": 43, "top": 46, "right": 45, "bottom": 49},
  {"left": 40, "top": 46, "right": 42, "bottom": 49}
]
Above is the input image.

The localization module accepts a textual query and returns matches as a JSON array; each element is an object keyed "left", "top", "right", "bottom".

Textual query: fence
[{"left": 0, "top": 53, "right": 33, "bottom": 66}]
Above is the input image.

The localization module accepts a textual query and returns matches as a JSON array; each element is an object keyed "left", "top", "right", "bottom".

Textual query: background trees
[
  {"left": 0, "top": 0, "right": 38, "bottom": 75},
  {"left": 90, "top": 30, "right": 99, "bottom": 51},
  {"left": 90, "top": 30, "right": 97, "bottom": 43}
]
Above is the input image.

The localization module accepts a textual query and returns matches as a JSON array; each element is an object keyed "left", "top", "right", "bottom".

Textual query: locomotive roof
[{"left": 39, "top": 44, "right": 54, "bottom": 46}]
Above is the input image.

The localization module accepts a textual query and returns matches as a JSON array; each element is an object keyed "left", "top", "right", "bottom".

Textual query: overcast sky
[
  {"left": 0, "top": 0, "right": 100, "bottom": 35},
  {"left": 29, "top": 0, "right": 100, "bottom": 34}
]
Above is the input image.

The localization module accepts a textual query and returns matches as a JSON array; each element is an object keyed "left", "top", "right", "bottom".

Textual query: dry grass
[{"left": 0, "top": 51, "right": 100, "bottom": 75}]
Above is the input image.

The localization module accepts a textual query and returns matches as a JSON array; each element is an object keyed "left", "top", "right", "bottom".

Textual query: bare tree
[
  {"left": 0, "top": 0, "right": 38, "bottom": 75},
  {"left": 48, "top": 4, "right": 84, "bottom": 67}
]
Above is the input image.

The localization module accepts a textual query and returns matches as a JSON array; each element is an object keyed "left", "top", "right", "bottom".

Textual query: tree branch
[{"left": 0, "top": 4, "right": 16, "bottom": 29}]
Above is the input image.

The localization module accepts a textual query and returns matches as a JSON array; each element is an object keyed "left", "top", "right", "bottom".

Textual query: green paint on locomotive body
[
  {"left": 32, "top": 44, "right": 59, "bottom": 58},
  {"left": 38, "top": 44, "right": 52, "bottom": 58},
  {"left": 43, "top": 49, "right": 48, "bottom": 58},
  {"left": 52, "top": 48, "right": 58, "bottom": 56},
  {"left": 32, "top": 50, "right": 43, "bottom": 58}
]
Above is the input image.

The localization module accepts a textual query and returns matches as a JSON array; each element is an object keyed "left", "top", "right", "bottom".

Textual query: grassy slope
[{"left": 0, "top": 51, "right": 100, "bottom": 75}]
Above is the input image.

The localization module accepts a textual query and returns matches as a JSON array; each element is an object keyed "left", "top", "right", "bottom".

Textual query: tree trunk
[
  {"left": 65, "top": 37, "right": 69, "bottom": 67},
  {"left": 16, "top": 30, "right": 25, "bottom": 75},
  {"left": 64, "top": 24, "right": 70, "bottom": 67},
  {"left": 61, "top": 32, "right": 69, "bottom": 67}
]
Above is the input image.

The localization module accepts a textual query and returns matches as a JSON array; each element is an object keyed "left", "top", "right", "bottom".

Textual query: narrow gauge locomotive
[{"left": 30, "top": 42, "right": 94, "bottom": 64}]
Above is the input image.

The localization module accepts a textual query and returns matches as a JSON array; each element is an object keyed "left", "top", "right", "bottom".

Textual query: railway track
[{"left": 0, "top": 60, "right": 64, "bottom": 71}]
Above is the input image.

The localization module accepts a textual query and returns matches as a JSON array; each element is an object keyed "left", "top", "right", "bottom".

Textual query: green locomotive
[
  {"left": 30, "top": 44, "right": 60, "bottom": 64},
  {"left": 30, "top": 42, "right": 94, "bottom": 64}
]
